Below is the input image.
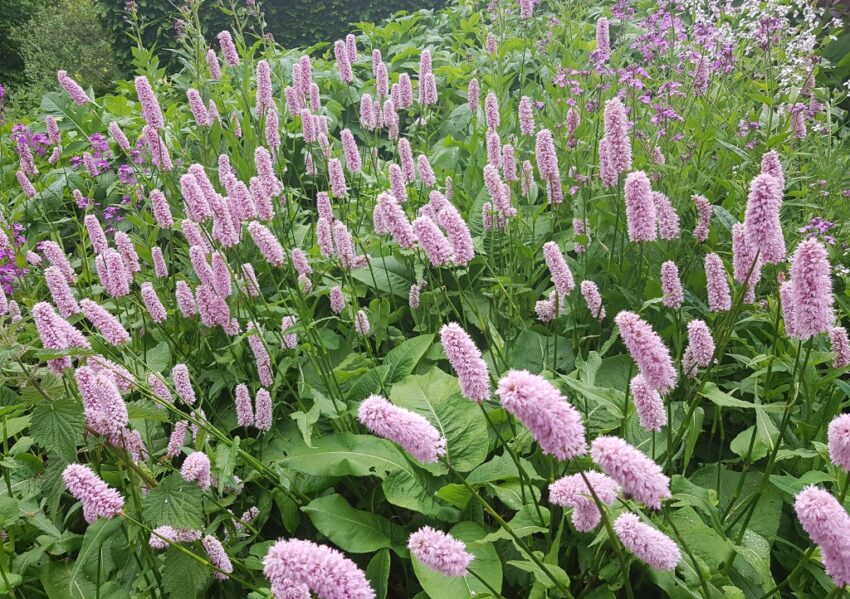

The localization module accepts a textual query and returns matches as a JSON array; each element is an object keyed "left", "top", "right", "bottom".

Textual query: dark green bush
[
  {"left": 9, "top": 0, "right": 119, "bottom": 113},
  {"left": 96, "top": 0, "right": 446, "bottom": 69},
  {"left": 0, "top": 0, "right": 43, "bottom": 90}
]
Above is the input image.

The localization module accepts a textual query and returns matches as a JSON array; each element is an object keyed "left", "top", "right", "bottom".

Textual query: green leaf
[
  {"left": 277, "top": 433, "right": 413, "bottom": 479},
  {"left": 142, "top": 474, "right": 204, "bottom": 530},
  {"left": 700, "top": 383, "right": 784, "bottom": 412},
  {"left": 0, "top": 497, "right": 19, "bottom": 527},
  {"left": 730, "top": 427, "right": 768, "bottom": 462},
  {"left": 366, "top": 549, "right": 391, "bottom": 599},
  {"left": 40, "top": 561, "right": 97, "bottom": 599},
  {"left": 302, "top": 494, "right": 409, "bottom": 555},
  {"left": 389, "top": 368, "right": 488, "bottom": 472},
  {"left": 71, "top": 517, "right": 124, "bottom": 586},
  {"left": 278, "top": 433, "right": 458, "bottom": 521},
  {"left": 412, "top": 521, "right": 502, "bottom": 599},
  {"left": 145, "top": 341, "right": 172, "bottom": 372},
  {"left": 691, "top": 466, "right": 781, "bottom": 540},
  {"left": 731, "top": 530, "right": 775, "bottom": 594},
  {"left": 384, "top": 334, "right": 434, "bottom": 383},
  {"left": 29, "top": 399, "right": 84, "bottom": 462},
  {"left": 351, "top": 260, "right": 412, "bottom": 298},
  {"left": 215, "top": 439, "right": 239, "bottom": 494},
  {"left": 161, "top": 547, "right": 209, "bottom": 599},
  {"left": 479, "top": 505, "right": 549, "bottom": 542},
  {"left": 506, "top": 554, "right": 570, "bottom": 591}
]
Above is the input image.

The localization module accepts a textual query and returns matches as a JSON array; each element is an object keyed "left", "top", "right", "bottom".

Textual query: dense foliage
[
  {"left": 10, "top": 0, "right": 120, "bottom": 111},
  {"left": 96, "top": 0, "right": 446, "bottom": 70},
  {"left": 1, "top": 0, "right": 850, "bottom": 598}
]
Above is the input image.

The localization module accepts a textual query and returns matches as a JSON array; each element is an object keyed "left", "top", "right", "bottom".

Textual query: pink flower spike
[
  {"left": 624, "top": 171, "right": 657, "bottom": 242},
  {"left": 440, "top": 322, "right": 490, "bottom": 402},
  {"left": 682, "top": 319, "right": 715, "bottom": 377},
  {"left": 141, "top": 282, "right": 167, "bottom": 323},
  {"left": 614, "top": 513, "right": 681, "bottom": 571},
  {"left": 549, "top": 471, "right": 620, "bottom": 532},
  {"left": 172, "top": 364, "right": 197, "bottom": 405},
  {"left": 57, "top": 70, "right": 91, "bottom": 104},
  {"left": 778, "top": 279, "right": 798, "bottom": 338},
  {"left": 591, "top": 436, "right": 670, "bottom": 509},
  {"left": 630, "top": 374, "right": 667, "bottom": 431},
  {"left": 519, "top": 95, "right": 534, "bottom": 136},
  {"left": 62, "top": 464, "right": 124, "bottom": 523},
  {"left": 794, "top": 486, "right": 850, "bottom": 585},
  {"left": 256, "top": 60, "right": 273, "bottom": 115},
  {"left": 692, "top": 194, "right": 712, "bottom": 242},
  {"left": 248, "top": 222, "right": 286, "bottom": 267},
  {"left": 203, "top": 535, "right": 233, "bottom": 580},
  {"left": 581, "top": 280, "right": 605, "bottom": 320},
  {"left": 830, "top": 326, "right": 850, "bottom": 369},
  {"left": 704, "top": 253, "right": 732, "bottom": 312},
  {"left": 358, "top": 395, "right": 446, "bottom": 464},
  {"left": 732, "top": 222, "right": 761, "bottom": 303},
  {"left": 135, "top": 76, "right": 164, "bottom": 130},
  {"left": 660, "top": 261, "right": 683, "bottom": 309},
  {"left": 437, "top": 205, "right": 474, "bottom": 266},
  {"left": 496, "top": 370, "right": 587, "bottom": 460},
  {"left": 543, "top": 241, "right": 575, "bottom": 298},
  {"left": 152, "top": 247, "right": 168, "bottom": 278},
  {"left": 408, "top": 527, "right": 474, "bottom": 577},
  {"left": 263, "top": 539, "right": 375, "bottom": 599},
  {"left": 413, "top": 216, "right": 453, "bottom": 267},
  {"left": 254, "top": 388, "right": 273, "bottom": 431},
  {"left": 44, "top": 266, "right": 80, "bottom": 318},
  {"left": 653, "top": 192, "right": 680, "bottom": 240},
  {"left": 790, "top": 238, "right": 833, "bottom": 340},
  {"left": 828, "top": 413, "right": 850, "bottom": 471},
  {"left": 744, "top": 173, "right": 785, "bottom": 264},
  {"left": 603, "top": 98, "right": 632, "bottom": 173},
  {"left": 181, "top": 451, "right": 211, "bottom": 490},
  {"left": 218, "top": 31, "right": 240, "bottom": 66},
  {"left": 615, "top": 311, "right": 677, "bottom": 394},
  {"left": 235, "top": 384, "right": 254, "bottom": 427},
  {"left": 80, "top": 299, "right": 131, "bottom": 346}
]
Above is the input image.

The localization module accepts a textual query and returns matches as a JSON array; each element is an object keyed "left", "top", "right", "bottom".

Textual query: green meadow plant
[{"left": 1, "top": 0, "right": 850, "bottom": 597}]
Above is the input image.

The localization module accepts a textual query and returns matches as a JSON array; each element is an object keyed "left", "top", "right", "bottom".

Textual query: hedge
[{"left": 96, "top": 0, "right": 446, "bottom": 69}]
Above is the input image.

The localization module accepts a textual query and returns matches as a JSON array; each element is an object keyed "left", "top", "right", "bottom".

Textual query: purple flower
[
  {"left": 496, "top": 370, "right": 587, "bottom": 460},
  {"left": 408, "top": 527, "right": 474, "bottom": 576},
  {"left": 62, "top": 464, "right": 124, "bottom": 523},
  {"left": 358, "top": 395, "right": 446, "bottom": 463}
]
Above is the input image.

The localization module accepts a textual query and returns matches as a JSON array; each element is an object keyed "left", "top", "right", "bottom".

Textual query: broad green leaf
[
  {"left": 366, "top": 549, "right": 391, "bottom": 599},
  {"left": 278, "top": 433, "right": 458, "bottom": 521},
  {"left": 71, "top": 517, "right": 124, "bottom": 586},
  {"left": 691, "top": 466, "right": 781, "bottom": 540},
  {"left": 730, "top": 427, "right": 768, "bottom": 462},
  {"left": 479, "top": 505, "right": 549, "bottom": 542},
  {"left": 701, "top": 383, "right": 783, "bottom": 412},
  {"left": 384, "top": 334, "right": 434, "bottom": 382},
  {"left": 466, "top": 453, "right": 542, "bottom": 485},
  {"left": 0, "top": 497, "right": 19, "bottom": 528},
  {"left": 277, "top": 433, "right": 413, "bottom": 479},
  {"left": 351, "top": 259, "right": 411, "bottom": 298},
  {"left": 30, "top": 399, "right": 84, "bottom": 462},
  {"left": 215, "top": 439, "right": 239, "bottom": 494},
  {"left": 506, "top": 554, "right": 570, "bottom": 591},
  {"left": 161, "top": 546, "right": 209, "bottom": 599},
  {"left": 731, "top": 530, "right": 775, "bottom": 594},
  {"left": 412, "top": 521, "right": 502, "bottom": 599},
  {"left": 40, "top": 561, "right": 97, "bottom": 599},
  {"left": 302, "top": 494, "right": 409, "bottom": 555},
  {"left": 142, "top": 474, "right": 204, "bottom": 530},
  {"left": 390, "top": 368, "right": 488, "bottom": 472}
]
